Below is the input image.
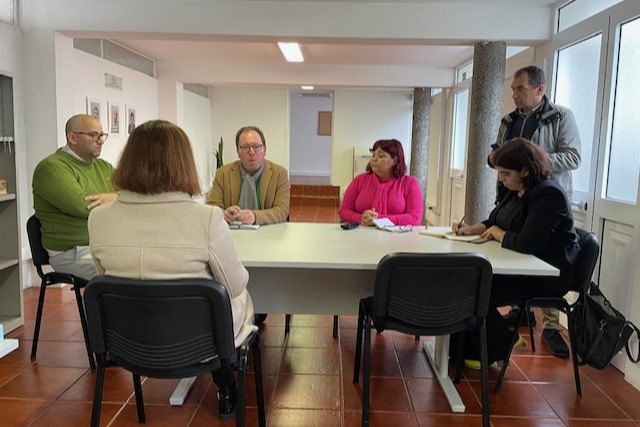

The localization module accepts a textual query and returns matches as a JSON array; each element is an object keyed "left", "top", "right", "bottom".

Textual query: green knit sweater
[{"left": 33, "top": 149, "right": 115, "bottom": 251}]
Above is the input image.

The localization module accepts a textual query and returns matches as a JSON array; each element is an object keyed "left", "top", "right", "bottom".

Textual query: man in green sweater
[{"left": 32, "top": 114, "right": 118, "bottom": 280}]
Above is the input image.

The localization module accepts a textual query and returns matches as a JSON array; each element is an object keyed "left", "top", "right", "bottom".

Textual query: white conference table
[{"left": 171, "top": 222, "right": 559, "bottom": 411}]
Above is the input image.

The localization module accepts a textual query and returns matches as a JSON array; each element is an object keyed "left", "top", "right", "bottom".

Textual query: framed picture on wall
[
  {"left": 86, "top": 97, "right": 102, "bottom": 123},
  {"left": 318, "top": 111, "right": 332, "bottom": 136},
  {"left": 125, "top": 105, "right": 136, "bottom": 135},
  {"left": 108, "top": 101, "right": 121, "bottom": 136}
]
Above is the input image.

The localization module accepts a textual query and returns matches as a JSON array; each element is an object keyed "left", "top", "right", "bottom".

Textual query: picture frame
[
  {"left": 108, "top": 101, "right": 121, "bottom": 137},
  {"left": 317, "top": 111, "right": 332, "bottom": 136},
  {"left": 86, "top": 97, "right": 102, "bottom": 124},
  {"left": 125, "top": 105, "right": 136, "bottom": 135}
]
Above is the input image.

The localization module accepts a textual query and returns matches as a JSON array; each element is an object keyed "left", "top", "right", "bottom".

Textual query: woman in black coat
[{"left": 453, "top": 138, "right": 580, "bottom": 365}]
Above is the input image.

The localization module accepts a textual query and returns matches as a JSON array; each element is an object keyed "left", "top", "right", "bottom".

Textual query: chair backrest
[
  {"left": 574, "top": 227, "right": 600, "bottom": 290},
  {"left": 84, "top": 275, "right": 237, "bottom": 379},
  {"left": 371, "top": 252, "right": 493, "bottom": 336},
  {"left": 26, "top": 215, "right": 50, "bottom": 276}
]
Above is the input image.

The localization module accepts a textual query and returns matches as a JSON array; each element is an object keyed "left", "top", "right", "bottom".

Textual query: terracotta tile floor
[{"left": 3, "top": 210, "right": 640, "bottom": 426}]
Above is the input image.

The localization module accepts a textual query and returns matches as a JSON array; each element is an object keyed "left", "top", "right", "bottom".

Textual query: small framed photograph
[
  {"left": 125, "top": 105, "right": 136, "bottom": 135},
  {"left": 86, "top": 97, "right": 102, "bottom": 123},
  {"left": 318, "top": 111, "right": 332, "bottom": 136},
  {"left": 108, "top": 101, "right": 121, "bottom": 136}
]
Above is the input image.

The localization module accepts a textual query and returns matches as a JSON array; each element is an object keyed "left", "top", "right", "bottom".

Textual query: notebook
[{"left": 419, "top": 226, "right": 484, "bottom": 243}]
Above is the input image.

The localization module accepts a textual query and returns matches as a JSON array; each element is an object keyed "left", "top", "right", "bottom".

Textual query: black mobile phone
[{"left": 340, "top": 222, "right": 359, "bottom": 230}]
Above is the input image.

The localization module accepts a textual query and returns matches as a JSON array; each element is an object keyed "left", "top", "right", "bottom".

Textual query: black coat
[{"left": 483, "top": 178, "right": 580, "bottom": 289}]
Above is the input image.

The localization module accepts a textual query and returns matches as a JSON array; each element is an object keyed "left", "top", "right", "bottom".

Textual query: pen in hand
[{"left": 456, "top": 215, "right": 466, "bottom": 235}]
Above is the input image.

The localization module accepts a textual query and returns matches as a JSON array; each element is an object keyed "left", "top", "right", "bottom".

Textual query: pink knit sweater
[{"left": 339, "top": 173, "right": 424, "bottom": 226}]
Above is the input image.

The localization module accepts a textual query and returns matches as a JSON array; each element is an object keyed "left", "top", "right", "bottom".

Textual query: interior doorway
[{"left": 289, "top": 92, "right": 333, "bottom": 185}]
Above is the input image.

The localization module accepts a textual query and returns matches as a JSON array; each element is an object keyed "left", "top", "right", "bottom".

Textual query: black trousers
[
  {"left": 212, "top": 366, "right": 236, "bottom": 389},
  {"left": 455, "top": 274, "right": 570, "bottom": 363}
]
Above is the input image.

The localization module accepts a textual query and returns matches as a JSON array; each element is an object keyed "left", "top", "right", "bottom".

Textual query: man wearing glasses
[
  {"left": 207, "top": 125, "right": 290, "bottom": 225},
  {"left": 32, "top": 114, "right": 117, "bottom": 280}
]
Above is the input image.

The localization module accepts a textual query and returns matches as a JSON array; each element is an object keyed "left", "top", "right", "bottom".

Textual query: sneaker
[
  {"left": 464, "top": 359, "right": 481, "bottom": 370},
  {"left": 541, "top": 328, "right": 569, "bottom": 358},
  {"left": 217, "top": 383, "right": 237, "bottom": 421},
  {"left": 464, "top": 335, "right": 526, "bottom": 370},
  {"left": 503, "top": 307, "right": 537, "bottom": 328}
]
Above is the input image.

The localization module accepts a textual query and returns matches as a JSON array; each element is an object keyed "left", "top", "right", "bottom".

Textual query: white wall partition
[
  {"left": 331, "top": 90, "right": 413, "bottom": 194},
  {"left": 71, "top": 47, "right": 158, "bottom": 167},
  {"left": 183, "top": 90, "right": 213, "bottom": 192}
]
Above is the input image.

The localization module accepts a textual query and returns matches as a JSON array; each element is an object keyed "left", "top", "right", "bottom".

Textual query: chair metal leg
[
  {"left": 453, "top": 332, "right": 465, "bottom": 384},
  {"left": 333, "top": 315, "right": 339, "bottom": 338},
  {"left": 91, "top": 355, "right": 106, "bottom": 427},
  {"left": 353, "top": 301, "right": 365, "bottom": 383},
  {"left": 285, "top": 314, "right": 292, "bottom": 334},
  {"left": 237, "top": 351, "right": 248, "bottom": 427},
  {"left": 73, "top": 283, "right": 96, "bottom": 371},
  {"left": 132, "top": 373, "right": 145, "bottom": 423},
  {"left": 30, "top": 279, "right": 48, "bottom": 360},
  {"left": 495, "top": 306, "right": 526, "bottom": 392},
  {"left": 362, "top": 315, "right": 372, "bottom": 427},
  {"left": 526, "top": 306, "right": 536, "bottom": 352},
  {"left": 251, "top": 336, "right": 266, "bottom": 427},
  {"left": 479, "top": 322, "right": 490, "bottom": 427},
  {"left": 566, "top": 314, "right": 582, "bottom": 396}
]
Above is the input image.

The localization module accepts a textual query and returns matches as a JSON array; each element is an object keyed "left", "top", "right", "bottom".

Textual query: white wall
[
  {"left": 210, "top": 87, "right": 413, "bottom": 195},
  {"left": 71, "top": 46, "right": 158, "bottom": 167},
  {"left": 331, "top": 90, "right": 413, "bottom": 193},
  {"left": 182, "top": 89, "right": 213, "bottom": 192},
  {"left": 210, "top": 86, "right": 289, "bottom": 169},
  {"left": 289, "top": 92, "right": 332, "bottom": 178}
]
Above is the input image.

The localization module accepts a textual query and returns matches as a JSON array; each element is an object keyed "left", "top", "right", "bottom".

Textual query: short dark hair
[
  {"left": 112, "top": 120, "right": 201, "bottom": 196},
  {"left": 235, "top": 126, "right": 266, "bottom": 148},
  {"left": 514, "top": 65, "right": 546, "bottom": 88},
  {"left": 366, "top": 139, "right": 407, "bottom": 178},
  {"left": 493, "top": 138, "right": 551, "bottom": 189}
]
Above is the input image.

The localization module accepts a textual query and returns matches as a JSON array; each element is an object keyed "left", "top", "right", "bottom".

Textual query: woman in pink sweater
[{"left": 339, "top": 139, "right": 424, "bottom": 226}]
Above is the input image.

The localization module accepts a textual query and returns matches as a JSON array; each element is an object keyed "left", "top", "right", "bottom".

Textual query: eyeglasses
[
  {"left": 73, "top": 131, "right": 109, "bottom": 142},
  {"left": 238, "top": 144, "right": 264, "bottom": 153}
]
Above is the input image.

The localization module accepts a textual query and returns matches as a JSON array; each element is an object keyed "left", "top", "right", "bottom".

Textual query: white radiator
[{"left": 353, "top": 147, "right": 372, "bottom": 178}]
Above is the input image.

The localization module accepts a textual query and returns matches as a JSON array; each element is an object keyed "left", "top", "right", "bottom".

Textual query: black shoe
[
  {"left": 217, "top": 383, "right": 237, "bottom": 421},
  {"left": 502, "top": 307, "right": 537, "bottom": 328},
  {"left": 541, "top": 328, "right": 569, "bottom": 358}
]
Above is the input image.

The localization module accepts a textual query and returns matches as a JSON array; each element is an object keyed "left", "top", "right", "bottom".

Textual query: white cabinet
[{"left": 0, "top": 74, "right": 23, "bottom": 334}]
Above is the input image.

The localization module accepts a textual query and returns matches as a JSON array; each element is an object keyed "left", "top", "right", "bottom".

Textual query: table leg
[
  {"left": 423, "top": 335, "right": 465, "bottom": 413},
  {"left": 169, "top": 377, "right": 197, "bottom": 406}
]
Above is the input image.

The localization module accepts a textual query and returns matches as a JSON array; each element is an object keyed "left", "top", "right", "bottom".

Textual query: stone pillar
[
  {"left": 410, "top": 87, "right": 432, "bottom": 223},
  {"left": 465, "top": 41, "right": 506, "bottom": 223}
]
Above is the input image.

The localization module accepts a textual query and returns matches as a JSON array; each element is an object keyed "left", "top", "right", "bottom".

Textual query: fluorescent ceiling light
[
  {"left": 278, "top": 42, "right": 304, "bottom": 63},
  {"left": 301, "top": 85, "right": 314, "bottom": 90}
]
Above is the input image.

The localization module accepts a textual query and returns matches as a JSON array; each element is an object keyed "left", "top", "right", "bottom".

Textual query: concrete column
[
  {"left": 465, "top": 41, "right": 505, "bottom": 223},
  {"left": 410, "top": 87, "right": 432, "bottom": 223}
]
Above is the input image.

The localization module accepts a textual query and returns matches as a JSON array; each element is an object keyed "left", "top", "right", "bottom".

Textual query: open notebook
[{"left": 419, "top": 225, "right": 483, "bottom": 243}]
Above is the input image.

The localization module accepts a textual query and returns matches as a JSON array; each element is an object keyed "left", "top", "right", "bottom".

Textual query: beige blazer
[
  {"left": 207, "top": 159, "right": 290, "bottom": 224},
  {"left": 88, "top": 191, "right": 256, "bottom": 347}
]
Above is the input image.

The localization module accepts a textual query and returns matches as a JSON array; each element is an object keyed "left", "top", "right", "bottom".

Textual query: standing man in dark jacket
[{"left": 490, "top": 65, "right": 581, "bottom": 358}]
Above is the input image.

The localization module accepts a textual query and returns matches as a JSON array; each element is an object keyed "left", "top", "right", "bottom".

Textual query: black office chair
[
  {"left": 84, "top": 276, "right": 266, "bottom": 427},
  {"left": 495, "top": 228, "right": 600, "bottom": 395},
  {"left": 26, "top": 215, "right": 95, "bottom": 371},
  {"left": 353, "top": 253, "right": 493, "bottom": 427}
]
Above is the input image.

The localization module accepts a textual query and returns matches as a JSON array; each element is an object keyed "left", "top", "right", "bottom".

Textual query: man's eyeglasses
[
  {"left": 73, "top": 131, "right": 109, "bottom": 142},
  {"left": 238, "top": 144, "right": 264, "bottom": 153}
]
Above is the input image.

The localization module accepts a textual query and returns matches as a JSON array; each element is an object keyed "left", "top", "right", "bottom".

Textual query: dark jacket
[{"left": 483, "top": 178, "right": 580, "bottom": 289}]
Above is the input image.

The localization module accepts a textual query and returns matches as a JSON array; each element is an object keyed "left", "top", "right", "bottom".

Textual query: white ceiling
[{"left": 77, "top": 0, "right": 559, "bottom": 90}]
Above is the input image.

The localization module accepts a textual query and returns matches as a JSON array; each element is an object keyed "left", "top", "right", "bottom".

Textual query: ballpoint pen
[{"left": 457, "top": 215, "right": 466, "bottom": 235}]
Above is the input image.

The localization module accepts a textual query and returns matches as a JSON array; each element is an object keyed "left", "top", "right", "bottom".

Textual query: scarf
[{"left": 237, "top": 163, "right": 265, "bottom": 210}]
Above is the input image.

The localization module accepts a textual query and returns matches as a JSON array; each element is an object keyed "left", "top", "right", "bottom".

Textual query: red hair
[{"left": 366, "top": 139, "right": 407, "bottom": 178}]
